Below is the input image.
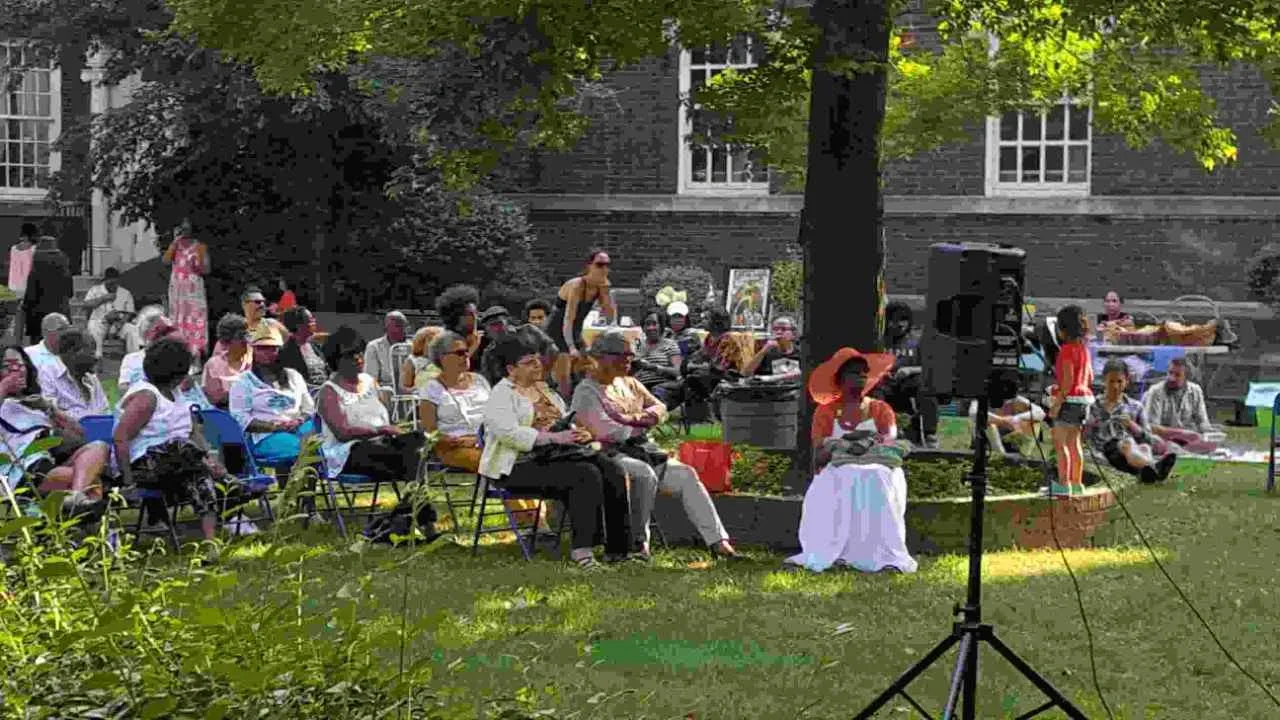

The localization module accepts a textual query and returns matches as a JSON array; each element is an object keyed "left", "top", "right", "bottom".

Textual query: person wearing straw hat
[
  {"left": 229, "top": 323, "right": 317, "bottom": 466},
  {"left": 785, "top": 347, "right": 918, "bottom": 574}
]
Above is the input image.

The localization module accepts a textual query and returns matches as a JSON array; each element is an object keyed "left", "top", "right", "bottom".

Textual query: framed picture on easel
[{"left": 725, "top": 267, "right": 771, "bottom": 332}]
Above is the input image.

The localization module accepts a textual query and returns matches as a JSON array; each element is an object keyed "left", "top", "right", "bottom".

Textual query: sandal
[{"left": 573, "top": 555, "right": 607, "bottom": 571}]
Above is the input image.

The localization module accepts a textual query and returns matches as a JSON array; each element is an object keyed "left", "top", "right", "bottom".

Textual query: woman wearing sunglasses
[
  {"left": 545, "top": 249, "right": 616, "bottom": 400},
  {"left": 418, "top": 331, "right": 490, "bottom": 472}
]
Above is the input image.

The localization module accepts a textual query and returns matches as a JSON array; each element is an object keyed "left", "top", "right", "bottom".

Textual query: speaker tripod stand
[{"left": 853, "top": 397, "right": 1088, "bottom": 720}]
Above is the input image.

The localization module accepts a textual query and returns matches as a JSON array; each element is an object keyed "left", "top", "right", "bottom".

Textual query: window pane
[
  {"left": 1000, "top": 113, "right": 1018, "bottom": 141},
  {"left": 0, "top": 142, "right": 5, "bottom": 163},
  {"left": 20, "top": 166, "right": 34, "bottom": 188},
  {"left": 1021, "top": 113, "right": 1041, "bottom": 141},
  {"left": 20, "top": 142, "right": 33, "bottom": 164},
  {"left": 999, "top": 147, "right": 1018, "bottom": 182},
  {"left": 6, "top": 143, "right": 17, "bottom": 162},
  {"left": 21, "top": 121, "right": 36, "bottom": 140},
  {"left": 749, "top": 147, "right": 767, "bottom": 182},
  {"left": 35, "top": 122, "right": 48, "bottom": 142},
  {"left": 1069, "top": 105, "right": 1089, "bottom": 140},
  {"left": 691, "top": 147, "right": 708, "bottom": 182},
  {"left": 1044, "top": 146, "right": 1064, "bottom": 181},
  {"left": 729, "top": 35, "right": 749, "bottom": 65},
  {"left": 690, "top": 69, "right": 705, "bottom": 90},
  {"left": 36, "top": 70, "right": 50, "bottom": 93},
  {"left": 1021, "top": 147, "right": 1040, "bottom": 182},
  {"left": 36, "top": 142, "right": 49, "bottom": 166},
  {"left": 1068, "top": 145, "right": 1088, "bottom": 182},
  {"left": 690, "top": 47, "right": 706, "bottom": 64},
  {"left": 711, "top": 146, "right": 728, "bottom": 182},
  {"left": 5, "top": 167, "right": 16, "bottom": 187},
  {"left": 1046, "top": 104, "right": 1065, "bottom": 140},
  {"left": 36, "top": 94, "right": 50, "bottom": 117}
]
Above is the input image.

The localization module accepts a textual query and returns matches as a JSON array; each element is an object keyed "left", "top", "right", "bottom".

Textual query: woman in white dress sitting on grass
[{"left": 786, "top": 348, "right": 918, "bottom": 574}]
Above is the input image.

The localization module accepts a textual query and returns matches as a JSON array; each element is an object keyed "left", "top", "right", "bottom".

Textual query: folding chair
[
  {"left": 389, "top": 342, "right": 418, "bottom": 427},
  {"left": 311, "top": 413, "right": 406, "bottom": 538},
  {"left": 194, "top": 409, "right": 280, "bottom": 525},
  {"left": 468, "top": 425, "right": 567, "bottom": 559},
  {"left": 81, "top": 414, "right": 182, "bottom": 551},
  {"left": 424, "top": 456, "right": 481, "bottom": 531}
]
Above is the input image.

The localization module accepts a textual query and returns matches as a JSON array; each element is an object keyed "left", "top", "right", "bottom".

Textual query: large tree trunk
[{"left": 792, "top": 0, "right": 891, "bottom": 488}]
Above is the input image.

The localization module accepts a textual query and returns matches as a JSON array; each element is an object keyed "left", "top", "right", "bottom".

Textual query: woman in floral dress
[{"left": 163, "top": 222, "right": 210, "bottom": 359}]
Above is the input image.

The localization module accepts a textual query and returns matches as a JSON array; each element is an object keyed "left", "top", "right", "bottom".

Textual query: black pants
[
  {"left": 344, "top": 431, "right": 427, "bottom": 481},
  {"left": 1102, "top": 438, "right": 1141, "bottom": 476},
  {"left": 881, "top": 373, "right": 939, "bottom": 442},
  {"left": 648, "top": 380, "right": 687, "bottom": 409},
  {"left": 497, "top": 456, "right": 632, "bottom": 554}
]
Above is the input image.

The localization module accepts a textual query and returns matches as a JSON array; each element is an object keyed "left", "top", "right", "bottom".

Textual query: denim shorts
[{"left": 1057, "top": 403, "right": 1088, "bottom": 427}]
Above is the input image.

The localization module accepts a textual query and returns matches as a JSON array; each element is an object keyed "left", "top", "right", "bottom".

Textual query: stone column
[{"left": 79, "top": 52, "right": 112, "bottom": 277}]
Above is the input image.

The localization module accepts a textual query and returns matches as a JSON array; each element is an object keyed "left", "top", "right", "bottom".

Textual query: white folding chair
[{"left": 388, "top": 341, "right": 418, "bottom": 427}]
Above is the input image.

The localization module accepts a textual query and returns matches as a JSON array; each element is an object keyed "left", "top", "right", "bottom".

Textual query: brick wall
[
  {"left": 518, "top": 37, "right": 1279, "bottom": 197},
  {"left": 528, "top": 209, "right": 1280, "bottom": 302}
]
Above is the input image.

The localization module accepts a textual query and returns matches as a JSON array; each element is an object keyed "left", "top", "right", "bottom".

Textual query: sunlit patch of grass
[
  {"left": 759, "top": 569, "right": 855, "bottom": 596},
  {"left": 925, "top": 547, "right": 1169, "bottom": 584},
  {"left": 698, "top": 581, "right": 747, "bottom": 602}
]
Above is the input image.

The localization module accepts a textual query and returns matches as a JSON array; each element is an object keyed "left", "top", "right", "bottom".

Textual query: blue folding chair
[
  {"left": 80, "top": 414, "right": 183, "bottom": 551},
  {"left": 1243, "top": 383, "right": 1280, "bottom": 493},
  {"left": 310, "top": 413, "right": 405, "bottom": 538},
  {"left": 195, "top": 409, "right": 279, "bottom": 525},
  {"left": 469, "top": 424, "right": 568, "bottom": 560}
]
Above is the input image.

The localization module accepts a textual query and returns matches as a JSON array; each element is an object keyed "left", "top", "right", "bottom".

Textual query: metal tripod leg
[
  {"left": 852, "top": 631, "right": 962, "bottom": 719},
  {"left": 984, "top": 631, "right": 1089, "bottom": 720},
  {"left": 942, "top": 632, "right": 973, "bottom": 719}
]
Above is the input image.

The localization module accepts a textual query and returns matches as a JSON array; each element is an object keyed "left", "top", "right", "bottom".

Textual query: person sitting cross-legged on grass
[
  {"left": 572, "top": 330, "right": 740, "bottom": 562},
  {"left": 0, "top": 344, "right": 110, "bottom": 518},
  {"left": 1087, "top": 359, "right": 1177, "bottom": 484},
  {"left": 229, "top": 324, "right": 316, "bottom": 467},
  {"left": 1140, "top": 357, "right": 1218, "bottom": 455},
  {"left": 113, "top": 338, "right": 242, "bottom": 543},
  {"left": 786, "top": 348, "right": 917, "bottom": 574}
]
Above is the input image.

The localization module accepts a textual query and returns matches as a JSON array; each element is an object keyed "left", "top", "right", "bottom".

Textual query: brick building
[
  {"left": 1, "top": 42, "right": 157, "bottom": 278},
  {"left": 505, "top": 37, "right": 1280, "bottom": 312}
]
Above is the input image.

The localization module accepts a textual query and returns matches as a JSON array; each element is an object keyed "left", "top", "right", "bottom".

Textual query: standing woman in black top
[{"left": 545, "top": 249, "right": 616, "bottom": 399}]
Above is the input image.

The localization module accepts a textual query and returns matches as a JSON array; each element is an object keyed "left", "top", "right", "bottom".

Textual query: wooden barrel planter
[{"left": 718, "top": 382, "right": 802, "bottom": 450}]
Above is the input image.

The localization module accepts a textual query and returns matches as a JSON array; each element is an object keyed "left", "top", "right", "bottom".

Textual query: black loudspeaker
[{"left": 920, "top": 242, "right": 1027, "bottom": 404}]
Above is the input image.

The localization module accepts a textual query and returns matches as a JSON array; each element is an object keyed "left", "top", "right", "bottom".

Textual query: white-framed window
[
  {"left": 0, "top": 41, "right": 61, "bottom": 199},
  {"left": 677, "top": 35, "right": 769, "bottom": 195},
  {"left": 985, "top": 99, "right": 1092, "bottom": 197}
]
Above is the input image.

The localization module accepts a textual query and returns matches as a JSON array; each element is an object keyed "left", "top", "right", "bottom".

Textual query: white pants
[{"left": 614, "top": 456, "right": 728, "bottom": 548}]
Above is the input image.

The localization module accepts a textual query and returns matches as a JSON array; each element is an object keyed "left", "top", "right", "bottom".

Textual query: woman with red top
[
  {"left": 1049, "top": 305, "right": 1094, "bottom": 496},
  {"left": 785, "top": 348, "right": 917, "bottom": 574}
]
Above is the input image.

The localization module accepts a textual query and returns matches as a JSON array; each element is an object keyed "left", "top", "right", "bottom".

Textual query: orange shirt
[{"left": 811, "top": 398, "right": 896, "bottom": 447}]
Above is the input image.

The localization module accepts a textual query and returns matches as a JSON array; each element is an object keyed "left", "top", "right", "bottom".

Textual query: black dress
[{"left": 545, "top": 282, "right": 598, "bottom": 353}]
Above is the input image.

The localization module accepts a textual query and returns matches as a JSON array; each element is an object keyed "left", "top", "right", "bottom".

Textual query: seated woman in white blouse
[
  {"left": 114, "top": 338, "right": 232, "bottom": 542},
  {"left": 418, "top": 331, "right": 490, "bottom": 472},
  {"left": 0, "top": 344, "right": 110, "bottom": 517},
  {"left": 229, "top": 325, "right": 316, "bottom": 466}
]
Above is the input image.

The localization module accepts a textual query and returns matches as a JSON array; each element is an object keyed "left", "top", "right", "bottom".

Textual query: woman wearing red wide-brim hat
[{"left": 784, "top": 347, "right": 919, "bottom": 574}]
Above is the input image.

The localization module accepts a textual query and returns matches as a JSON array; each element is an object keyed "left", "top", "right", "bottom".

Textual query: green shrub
[
  {"left": 903, "top": 456, "right": 1045, "bottom": 499},
  {"left": 770, "top": 259, "right": 801, "bottom": 316},
  {"left": 0, "top": 441, "right": 551, "bottom": 719},
  {"left": 1246, "top": 244, "right": 1280, "bottom": 308},
  {"left": 639, "top": 265, "right": 717, "bottom": 322},
  {"left": 730, "top": 444, "right": 791, "bottom": 496}
]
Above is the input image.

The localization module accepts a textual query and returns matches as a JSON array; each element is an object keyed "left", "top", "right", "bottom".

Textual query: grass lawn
[{"left": 197, "top": 448, "right": 1280, "bottom": 719}]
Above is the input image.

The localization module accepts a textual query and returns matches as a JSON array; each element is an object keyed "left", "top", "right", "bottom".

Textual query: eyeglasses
[{"left": 516, "top": 356, "right": 541, "bottom": 367}]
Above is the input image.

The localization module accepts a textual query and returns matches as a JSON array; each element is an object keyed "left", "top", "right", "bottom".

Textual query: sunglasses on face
[
  {"left": 593, "top": 261, "right": 611, "bottom": 268},
  {"left": 247, "top": 298, "right": 266, "bottom": 305}
]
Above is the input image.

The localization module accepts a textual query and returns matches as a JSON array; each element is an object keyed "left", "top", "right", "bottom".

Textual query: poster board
[{"left": 725, "top": 267, "right": 771, "bottom": 331}]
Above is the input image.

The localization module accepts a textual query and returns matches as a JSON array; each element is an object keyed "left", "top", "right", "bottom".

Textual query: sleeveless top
[
  {"left": 318, "top": 373, "right": 388, "bottom": 477},
  {"left": 120, "top": 381, "right": 194, "bottom": 463},
  {"left": 545, "top": 279, "right": 599, "bottom": 348}
]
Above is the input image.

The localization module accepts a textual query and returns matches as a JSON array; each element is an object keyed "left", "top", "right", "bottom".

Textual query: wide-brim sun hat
[{"left": 808, "top": 347, "right": 896, "bottom": 406}]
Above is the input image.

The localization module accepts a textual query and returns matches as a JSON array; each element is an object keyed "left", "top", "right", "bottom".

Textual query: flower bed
[{"left": 651, "top": 442, "right": 1131, "bottom": 555}]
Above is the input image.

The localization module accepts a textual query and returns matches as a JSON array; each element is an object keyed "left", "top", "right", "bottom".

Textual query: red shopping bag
[{"left": 677, "top": 440, "right": 734, "bottom": 493}]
